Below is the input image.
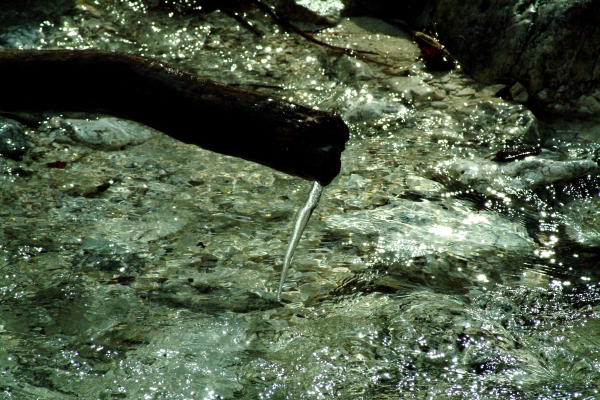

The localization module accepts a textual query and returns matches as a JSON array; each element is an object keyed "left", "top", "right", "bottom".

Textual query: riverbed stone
[
  {"left": 455, "top": 87, "right": 475, "bottom": 97},
  {"left": 334, "top": 55, "right": 376, "bottom": 81}
]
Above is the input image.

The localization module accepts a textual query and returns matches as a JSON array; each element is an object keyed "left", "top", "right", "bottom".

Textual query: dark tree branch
[{"left": 0, "top": 50, "right": 349, "bottom": 185}]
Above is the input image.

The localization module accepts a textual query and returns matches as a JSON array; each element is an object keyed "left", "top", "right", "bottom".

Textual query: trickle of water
[{"left": 277, "top": 181, "right": 323, "bottom": 299}]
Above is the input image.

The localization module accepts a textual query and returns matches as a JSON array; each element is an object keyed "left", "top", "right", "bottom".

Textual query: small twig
[{"left": 248, "top": 0, "right": 391, "bottom": 66}]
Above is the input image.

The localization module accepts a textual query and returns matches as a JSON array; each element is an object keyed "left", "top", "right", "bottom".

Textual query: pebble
[
  {"left": 431, "top": 101, "right": 448, "bottom": 109},
  {"left": 443, "top": 83, "right": 459, "bottom": 92},
  {"left": 405, "top": 175, "right": 445, "bottom": 197},
  {"left": 388, "top": 76, "right": 446, "bottom": 103},
  {"left": 411, "top": 86, "right": 445, "bottom": 102},
  {"left": 299, "top": 279, "right": 337, "bottom": 302},
  {"left": 563, "top": 198, "right": 600, "bottom": 247}
]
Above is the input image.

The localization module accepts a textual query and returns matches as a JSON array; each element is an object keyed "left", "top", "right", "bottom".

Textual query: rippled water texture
[{"left": 1, "top": 1, "right": 600, "bottom": 398}]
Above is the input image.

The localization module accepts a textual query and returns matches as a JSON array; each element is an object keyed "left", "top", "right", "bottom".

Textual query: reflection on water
[{"left": 1, "top": 0, "right": 600, "bottom": 398}]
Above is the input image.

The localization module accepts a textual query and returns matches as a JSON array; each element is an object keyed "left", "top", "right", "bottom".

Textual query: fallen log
[{"left": 0, "top": 50, "right": 349, "bottom": 186}]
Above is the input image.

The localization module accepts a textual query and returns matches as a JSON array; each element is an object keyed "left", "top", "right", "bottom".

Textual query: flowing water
[
  {"left": 278, "top": 181, "right": 323, "bottom": 300},
  {"left": 1, "top": 1, "right": 600, "bottom": 399}
]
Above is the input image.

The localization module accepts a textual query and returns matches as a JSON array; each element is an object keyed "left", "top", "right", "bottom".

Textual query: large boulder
[{"left": 416, "top": 0, "right": 600, "bottom": 118}]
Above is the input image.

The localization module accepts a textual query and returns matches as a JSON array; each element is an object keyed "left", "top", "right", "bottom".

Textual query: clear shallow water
[{"left": 1, "top": 1, "right": 600, "bottom": 398}]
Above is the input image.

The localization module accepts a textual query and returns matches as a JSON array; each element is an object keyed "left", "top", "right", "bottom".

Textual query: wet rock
[
  {"left": 404, "top": 175, "right": 445, "bottom": 197},
  {"left": 417, "top": 0, "right": 600, "bottom": 118},
  {"left": 390, "top": 291, "right": 543, "bottom": 375},
  {"left": 430, "top": 100, "right": 448, "bottom": 109},
  {"left": 326, "top": 196, "right": 534, "bottom": 260},
  {"left": 579, "top": 95, "right": 600, "bottom": 116},
  {"left": 338, "top": 173, "right": 370, "bottom": 189},
  {"left": 509, "top": 82, "right": 529, "bottom": 104},
  {"left": 343, "top": 98, "right": 407, "bottom": 123},
  {"left": 342, "top": 0, "right": 428, "bottom": 23},
  {"left": 43, "top": 117, "right": 155, "bottom": 150},
  {"left": 454, "top": 100, "right": 540, "bottom": 144},
  {"left": 388, "top": 76, "right": 445, "bottom": 103},
  {"left": 563, "top": 198, "right": 600, "bottom": 247},
  {"left": 445, "top": 157, "right": 600, "bottom": 192},
  {"left": 52, "top": 172, "right": 111, "bottom": 197},
  {"left": 90, "top": 210, "right": 188, "bottom": 252},
  {"left": 298, "top": 278, "right": 336, "bottom": 302},
  {"left": 0, "top": 117, "right": 28, "bottom": 160},
  {"left": 455, "top": 87, "right": 475, "bottom": 97},
  {"left": 275, "top": 0, "right": 343, "bottom": 30},
  {"left": 334, "top": 55, "right": 376, "bottom": 82},
  {"left": 442, "top": 83, "right": 459, "bottom": 92}
]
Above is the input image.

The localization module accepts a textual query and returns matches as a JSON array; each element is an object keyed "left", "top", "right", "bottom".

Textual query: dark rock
[
  {"left": 416, "top": 0, "right": 600, "bottom": 118},
  {"left": 0, "top": 116, "right": 28, "bottom": 160},
  {"left": 342, "top": 0, "right": 428, "bottom": 23}
]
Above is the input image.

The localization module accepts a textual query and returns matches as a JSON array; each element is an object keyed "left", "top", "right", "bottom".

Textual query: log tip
[{"left": 290, "top": 112, "right": 349, "bottom": 186}]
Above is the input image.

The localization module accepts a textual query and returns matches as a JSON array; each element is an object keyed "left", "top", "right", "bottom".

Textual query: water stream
[
  {"left": 1, "top": 1, "right": 600, "bottom": 399},
  {"left": 278, "top": 181, "right": 323, "bottom": 299}
]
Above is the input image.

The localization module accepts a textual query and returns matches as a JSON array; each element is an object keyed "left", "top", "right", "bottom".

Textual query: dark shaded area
[
  {"left": 0, "top": 0, "right": 74, "bottom": 49},
  {"left": 145, "top": 0, "right": 244, "bottom": 13},
  {"left": 342, "top": 0, "right": 429, "bottom": 24},
  {"left": 492, "top": 146, "right": 542, "bottom": 162},
  {"left": 416, "top": 0, "right": 600, "bottom": 118},
  {"left": 0, "top": 0, "right": 74, "bottom": 25}
]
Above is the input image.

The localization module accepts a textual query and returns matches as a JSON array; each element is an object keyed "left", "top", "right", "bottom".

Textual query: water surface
[{"left": 1, "top": 1, "right": 600, "bottom": 398}]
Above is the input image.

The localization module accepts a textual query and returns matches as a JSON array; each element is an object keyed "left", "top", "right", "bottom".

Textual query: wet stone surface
[
  {"left": 417, "top": 0, "right": 600, "bottom": 119},
  {"left": 0, "top": 117, "right": 28, "bottom": 160},
  {"left": 0, "top": 1, "right": 600, "bottom": 399}
]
